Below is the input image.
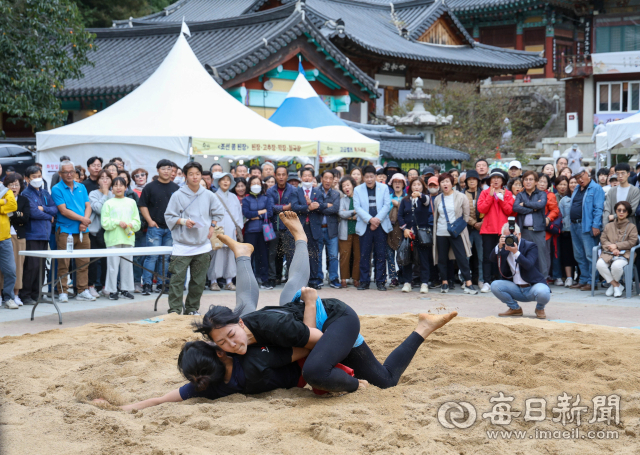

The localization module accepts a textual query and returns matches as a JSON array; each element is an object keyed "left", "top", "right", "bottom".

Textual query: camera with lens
[{"left": 504, "top": 217, "right": 518, "bottom": 247}]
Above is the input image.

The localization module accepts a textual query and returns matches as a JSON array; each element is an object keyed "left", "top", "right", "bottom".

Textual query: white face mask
[
  {"left": 428, "top": 187, "right": 439, "bottom": 194},
  {"left": 30, "top": 178, "right": 44, "bottom": 189},
  {"left": 174, "top": 176, "right": 185, "bottom": 185},
  {"left": 301, "top": 181, "right": 313, "bottom": 190},
  {"left": 250, "top": 185, "right": 262, "bottom": 194}
]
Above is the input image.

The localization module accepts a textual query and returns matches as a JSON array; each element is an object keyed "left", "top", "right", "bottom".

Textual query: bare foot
[
  {"left": 415, "top": 311, "right": 458, "bottom": 339},
  {"left": 357, "top": 379, "right": 369, "bottom": 390},
  {"left": 218, "top": 234, "right": 254, "bottom": 258},
  {"left": 279, "top": 211, "right": 307, "bottom": 243}
]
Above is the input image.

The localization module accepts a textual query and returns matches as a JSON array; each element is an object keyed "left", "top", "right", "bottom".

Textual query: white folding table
[{"left": 19, "top": 246, "right": 173, "bottom": 324}]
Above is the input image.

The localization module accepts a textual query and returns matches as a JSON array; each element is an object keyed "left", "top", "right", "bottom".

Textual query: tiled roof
[
  {"left": 118, "top": 0, "right": 545, "bottom": 72},
  {"left": 380, "top": 140, "right": 471, "bottom": 161},
  {"left": 62, "top": 5, "right": 378, "bottom": 98},
  {"left": 112, "top": 0, "right": 266, "bottom": 27},
  {"left": 309, "top": 0, "right": 544, "bottom": 71},
  {"left": 343, "top": 120, "right": 470, "bottom": 161}
]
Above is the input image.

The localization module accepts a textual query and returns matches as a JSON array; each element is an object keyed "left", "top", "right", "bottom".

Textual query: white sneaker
[
  {"left": 605, "top": 284, "right": 615, "bottom": 297},
  {"left": 100, "top": 289, "right": 109, "bottom": 297},
  {"left": 88, "top": 286, "right": 100, "bottom": 298},
  {"left": 14, "top": 295, "right": 23, "bottom": 306},
  {"left": 614, "top": 285, "right": 624, "bottom": 298},
  {"left": 58, "top": 293, "right": 69, "bottom": 303},
  {"left": 420, "top": 283, "right": 429, "bottom": 294},
  {"left": 3, "top": 300, "right": 18, "bottom": 309},
  {"left": 77, "top": 289, "right": 96, "bottom": 301},
  {"left": 402, "top": 282, "right": 412, "bottom": 293},
  {"left": 481, "top": 283, "right": 491, "bottom": 293},
  {"left": 564, "top": 277, "right": 573, "bottom": 288},
  {"left": 554, "top": 278, "right": 564, "bottom": 286}
]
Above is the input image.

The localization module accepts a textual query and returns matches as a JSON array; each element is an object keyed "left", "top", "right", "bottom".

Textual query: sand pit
[{"left": 1, "top": 313, "right": 639, "bottom": 454}]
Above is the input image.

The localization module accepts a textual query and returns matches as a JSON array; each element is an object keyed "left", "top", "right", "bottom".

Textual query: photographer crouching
[{"left": 489, "top": 217, "right": 551, "bottom": 319}]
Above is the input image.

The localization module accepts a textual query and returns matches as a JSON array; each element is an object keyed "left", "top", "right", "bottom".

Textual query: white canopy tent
[
  {"left": 594, "top": 113, "right": 640, "bottom": 169},
  {"left": 37, "top": 29, "right": 316, "bottom": 185}
]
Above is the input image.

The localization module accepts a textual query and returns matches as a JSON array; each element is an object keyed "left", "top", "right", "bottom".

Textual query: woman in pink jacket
[{"left": 477, "top": 169, "right": 514, "bottom": 292}]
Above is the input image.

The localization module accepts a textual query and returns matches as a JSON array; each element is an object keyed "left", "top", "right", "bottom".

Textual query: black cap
[
  {"left": 287, "top": 172, "right": 301, "bottom": 183},
  {"left": 465, "top": 169, "right": 480, "bottom": 181},
  {"left": 422, "top": 166, "right": 435, "bottom": 176},
  {"left": 485, "top": 168, "right": 508, "bottom": 184}
]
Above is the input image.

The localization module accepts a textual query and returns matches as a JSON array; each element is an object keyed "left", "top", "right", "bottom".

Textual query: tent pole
[
  {"left": 607, "top": 149, "right": 611, "bottom": 168},
  {"left": 187, "top": 137, "right": 193, "bottom": 162},
  {"left": 314, "top": 141, "right": 321, "bottom": 174}
]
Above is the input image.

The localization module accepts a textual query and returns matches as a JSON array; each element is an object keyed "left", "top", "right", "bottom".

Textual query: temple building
[{"left": 50, "top": 0, "right": 545, "bottom": 127}]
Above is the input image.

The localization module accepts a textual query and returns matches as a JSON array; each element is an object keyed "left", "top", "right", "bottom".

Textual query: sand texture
[{"left": 1, "top": 313, "right": 639, "bottom": 454}]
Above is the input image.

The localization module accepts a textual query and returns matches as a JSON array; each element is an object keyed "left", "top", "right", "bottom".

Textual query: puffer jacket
[
  {"left": 22, "top": 185, "right": 58, "bottom": 241},
  {"left": 242, "top": 193, "right": 273, "bottom": 234},
  {"left": 0, "top": 185, "right": 18, "bottom": 241},
  {"left": 477, "top": 187, "right": 515, "bottom": 234}
]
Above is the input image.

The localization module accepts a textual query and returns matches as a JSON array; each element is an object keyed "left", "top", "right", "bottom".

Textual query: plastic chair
[{"left": 591, "top": 236, "right": 640, "bottom": 298}]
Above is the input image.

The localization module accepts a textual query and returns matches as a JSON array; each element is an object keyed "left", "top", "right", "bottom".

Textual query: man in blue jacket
[
  {"left": 489, "top": 222, "right": 550, "bottom": 319},
  {"left": 266, "top": 166, "right": 296, "bottom": 288},
  {"left": 20, "top": 165, "right": 58, "bottom": 304},
  {"left": 291, "top": 167, "right": 322, "bottom": 289},
  {"left": 353, "top": 165, "right": 392, "bottom": 291},
  {"left": 316, "top": 169, "right": 341, "bottom": 289},
  {"left": 568, "top": 167, "right": 605, "bottom": 291}
]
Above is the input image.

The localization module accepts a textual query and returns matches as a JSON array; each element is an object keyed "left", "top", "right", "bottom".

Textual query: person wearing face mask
[
  {"left": 242, "top": 176, "right": 274, "bottom": 289},
  {"left": 426, "top": 176, "right": 442, "bottom": 286},
  {"left": 20, "top": 166, "right": 59, "bottom": 305}
]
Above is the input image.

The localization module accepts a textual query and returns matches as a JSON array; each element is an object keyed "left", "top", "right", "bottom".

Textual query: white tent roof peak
[
  {"left": 37, "top": 33, "right": 313, "bottom": 155},
  {"left": 285, "top": 72, "right": 320, "bottom": 100}
]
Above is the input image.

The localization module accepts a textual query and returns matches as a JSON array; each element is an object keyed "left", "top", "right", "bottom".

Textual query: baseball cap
[
  {"left": 508, "top": 160, "right": 522, "bottom": 169},
  {"left": 427, "top": 176, "right": 439, "bottom": 186}
]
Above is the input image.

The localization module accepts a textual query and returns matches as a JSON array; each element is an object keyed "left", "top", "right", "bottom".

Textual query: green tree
[
  {"left": 391, "top": 83, "right": 548, "bottom": 165},
  {"left": 75, "top": 0, "right": 172, "bottom": 28},
  {"left": 0, "top": 0, "right": 95, "bottom": 133}
]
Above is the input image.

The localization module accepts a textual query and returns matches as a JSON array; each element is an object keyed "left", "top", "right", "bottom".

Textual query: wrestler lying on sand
[{"left": 94, "top": 212, "right": 456, "bottom": 409}]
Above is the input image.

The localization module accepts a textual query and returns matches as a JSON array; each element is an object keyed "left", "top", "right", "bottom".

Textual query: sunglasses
[
  {"left": 616, "top": 208, "right": 628, "bottom": 213},
  {"left": 134, "top": 173, "right": 147, "bottom": 178}
]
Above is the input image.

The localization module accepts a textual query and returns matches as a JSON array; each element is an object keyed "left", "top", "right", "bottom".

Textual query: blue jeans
[
  {"left": 491, "top": 280, "right": 550, "bottom": 310},
  {"left": 133, "top": 234, "right": 147, "bottom": 285},
  {"left": 570, "top": 222, "right": 599, "bottom": 285},
  {"left": 317, "top": 227, "right": 339, "bottom": 283},
  {"left": 143, "top": 227, "right": 173, "bottom": 285},
  {"left": 0, "top": 239, "right": 16, "bottom": 301}
]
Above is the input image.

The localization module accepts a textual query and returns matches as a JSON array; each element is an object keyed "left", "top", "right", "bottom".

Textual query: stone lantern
[{"left": 386, "top": 77, "right": 452, "bottom": 144}]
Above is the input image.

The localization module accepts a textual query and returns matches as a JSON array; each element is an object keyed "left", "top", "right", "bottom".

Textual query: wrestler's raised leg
[
  {"left": 279, "top": 212, "right": 310, "bottom": 305},
  {"left": 218, "top": 234, "right": 257, "bottom": 316}
]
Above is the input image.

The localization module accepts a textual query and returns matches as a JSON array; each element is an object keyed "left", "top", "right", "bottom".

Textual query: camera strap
[{"left": 497, "top": 247, "right": 518, "bottom": 280}]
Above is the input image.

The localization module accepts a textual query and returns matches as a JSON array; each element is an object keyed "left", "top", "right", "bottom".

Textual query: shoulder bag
[
  {"left": 215, "top": 191, "right": 243, "bottom": 242},
  {"left": 412, "top": 199, "right": 432, "bottom": 246},
  {"left": 441, "top": 194, "right": 467, "bottom": 238}
]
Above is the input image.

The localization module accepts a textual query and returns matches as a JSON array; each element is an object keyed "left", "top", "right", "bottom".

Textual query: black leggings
[
  {"left": 302, "top": 305, "right": 361, "bottom": 392},
  {"left": 436, "top": 235, "right": 471, "bottom": 282},
  {"left": 341, "top": 332, "right": 424, "bottom": 389}
]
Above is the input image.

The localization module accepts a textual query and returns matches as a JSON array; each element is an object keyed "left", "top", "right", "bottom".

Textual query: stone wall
[{"left": 480, "top": 79, "right": 565, "bottom": 118}]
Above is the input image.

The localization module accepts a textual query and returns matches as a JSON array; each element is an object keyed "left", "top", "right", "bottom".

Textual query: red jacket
[
  {"left": 544, "top": 190, "right": 559, "bottom": 241},
  {"left": 477, "top": 187, "right": 515, "bottom": 234}
]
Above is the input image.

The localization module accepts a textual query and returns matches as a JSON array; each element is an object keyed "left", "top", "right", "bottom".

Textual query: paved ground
[{"left": 1, "top": 283, "right": 640, "bottom": 337}]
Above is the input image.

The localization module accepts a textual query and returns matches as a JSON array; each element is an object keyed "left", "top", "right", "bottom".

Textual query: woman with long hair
[
  {"left": 558, "top": 176, "right": 579, "bottom": 286},
  {"left": 88, "top": 170, "right": 114, "bottom": 297},
  {"left": 350, "top": 167, "right": 363, "bottom": 187},
  {"left": 232, "top": 177, "right": 248, "bottom": 205},
  {"left": 398, "top": 176, "right": 432, "bottom": 294}
]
